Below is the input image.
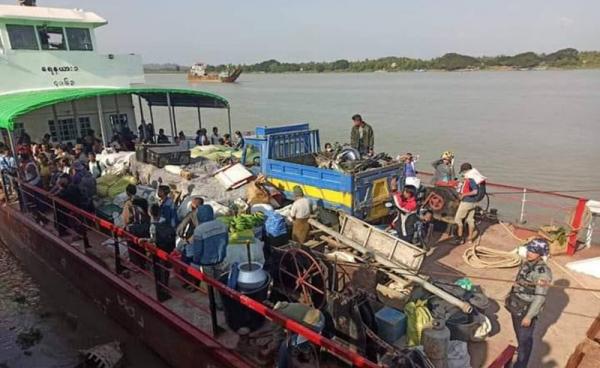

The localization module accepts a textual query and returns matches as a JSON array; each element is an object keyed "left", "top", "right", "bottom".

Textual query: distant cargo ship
[{"left": 187, "top": 62, "right": 242, "bottom": 83}]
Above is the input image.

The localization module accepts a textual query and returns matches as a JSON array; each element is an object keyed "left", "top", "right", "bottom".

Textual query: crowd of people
[{"left": 134, "top": 120, "right": 245, "bottom": 150}]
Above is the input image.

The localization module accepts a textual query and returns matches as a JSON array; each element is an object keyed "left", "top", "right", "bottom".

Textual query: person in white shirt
[
  {"left": 88, "top": 152, "right": 103, "bottom": 178},
  {"left": 210, "top": 126, "right": 221, "bottom": 145},
  {"left": 289, "top": 186, "right": 313, "bottom": 244}
]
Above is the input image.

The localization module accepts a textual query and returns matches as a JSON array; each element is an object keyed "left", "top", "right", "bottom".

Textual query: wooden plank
[
  {"left": 311, "top": 219, "right": 473, "bottom": 313},
  {"left": 338, "top": 213, "right": 424, "bottom": 272},
  {"left": 388, "top": 239, "right": 399, "bottom": 260},
  {"left": 363, "top": 227, "right": 373, "bottom": 247},
  {"left": 586, "top": 314, "right": 600, "bottom": 343}
]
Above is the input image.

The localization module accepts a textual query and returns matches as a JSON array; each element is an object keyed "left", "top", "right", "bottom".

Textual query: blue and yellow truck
[{"left": 241, "top": 123, "right": 401, "bottom": 221}]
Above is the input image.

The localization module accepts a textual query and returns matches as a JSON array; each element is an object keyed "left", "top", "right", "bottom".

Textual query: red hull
[{"left": 0, "top": 205, "right": 250, "bottom": 368}]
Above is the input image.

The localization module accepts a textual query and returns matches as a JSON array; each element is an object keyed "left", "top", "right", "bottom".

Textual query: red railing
[
  {"left": 4, "top": 172, "right": 596, "bottom": 367},
  {"left": 9, "top": 180, "right": 379, "bottom": 368}
]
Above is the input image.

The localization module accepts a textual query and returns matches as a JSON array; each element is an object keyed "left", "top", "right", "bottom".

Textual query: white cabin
[
  {"left": 0, "top": 3, "right": 144, "bottom": 144},
  {"left": 0, "top": 4, "right": 230, "bottom": 147}
]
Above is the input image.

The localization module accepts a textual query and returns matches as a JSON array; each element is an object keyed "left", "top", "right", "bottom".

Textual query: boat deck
[
  {"left": 422, "top": 225, "right": 600, "bottom": 367},
  {"left": 4, "top": 188, "right": 600, "bottom": 367}
]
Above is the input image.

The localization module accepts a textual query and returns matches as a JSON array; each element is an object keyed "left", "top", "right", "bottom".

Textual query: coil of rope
[
  {"left": 463, "top": 205, "right": 593, "bottom": 269},
  {"left": 462, "top": 225, "right": 523, "bottom": 269}
]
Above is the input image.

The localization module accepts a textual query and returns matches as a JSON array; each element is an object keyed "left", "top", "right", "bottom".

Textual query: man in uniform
[
  {"left": 505, "top": 238, "right": 552, "bottom": 368},
  {"left": 350, "top": 114, "right": 374, "bottom": 156}
]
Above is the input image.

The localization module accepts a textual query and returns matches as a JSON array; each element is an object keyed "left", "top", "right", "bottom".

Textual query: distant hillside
[{"left": 144, "top": 48, "right": 600, "bottom": 73}]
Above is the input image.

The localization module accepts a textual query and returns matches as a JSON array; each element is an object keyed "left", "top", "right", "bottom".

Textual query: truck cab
[{"left": 241, "top": 123, "right": 401, "bottom": 221}]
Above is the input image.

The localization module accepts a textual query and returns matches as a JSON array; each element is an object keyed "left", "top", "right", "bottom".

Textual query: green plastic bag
[
  {"left": 455, "top": 277, "right": 473, "bottom": 291},
  {"left": 405, "top": 299, "right": 433, "bottom": 346}
]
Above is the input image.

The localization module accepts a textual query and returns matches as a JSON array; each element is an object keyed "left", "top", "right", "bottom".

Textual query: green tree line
[{"left": 145, "top": 48, "right": 600, "bottom": 73}]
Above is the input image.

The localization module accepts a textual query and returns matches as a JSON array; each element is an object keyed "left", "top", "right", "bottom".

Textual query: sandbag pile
[
  {"left": 96, "top": 151, "right": 135, "bottom": 176},
  {"left": 96, "top": 174, "right": 137, "bottom": 198},
  {"left": 130, "top": 157, "right": 246, "bottom": 204}
]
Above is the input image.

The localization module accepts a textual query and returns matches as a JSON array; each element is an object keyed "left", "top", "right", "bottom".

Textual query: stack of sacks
[
  {"left": 190, "top": 144, "right": 261, "bottom": 163},
  {"left": 96, "top": 174, "right": 137, "bottom": 198},
  {"left": 96, "top": 151, "right": 135, "bottom": 176}
]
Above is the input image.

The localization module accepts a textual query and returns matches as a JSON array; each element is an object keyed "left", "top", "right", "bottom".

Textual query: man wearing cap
[
  {"left": 350, "top": 114, "right": 374, "bottom": 156},
  {"left": 289, "top": 186, "right": 314, "bottom": 244},
  {"left": 505, "top": 238, "right": 552, "bottom": 368}
]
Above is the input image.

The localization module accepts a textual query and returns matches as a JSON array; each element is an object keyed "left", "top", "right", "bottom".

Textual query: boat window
[
  {"left": 243, "top": 143, "right": 261, "bottom": 167},
  {"left": 66, "top": 27, "right": 93, "bottom": 51},
  {"left": 6, "top": 24, "right": 39, "bottom": 50},
  {"left": 12, "top": 122, "right": 25, "bottom": 138},
  {"left": 48, "top": 118, "right": 78, "bottom": 142},
  {"left": 79, "top": 117, "right": 92, "bottom": 134},
  {"left": 37, "top": 26, "right": 66, "bottom": 50},
  {"left": 109, "top": 114, "right": 129, "bottom": 133}
]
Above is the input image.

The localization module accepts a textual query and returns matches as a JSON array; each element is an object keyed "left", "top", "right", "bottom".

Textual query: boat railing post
[
  {"left": 518, "top": 188, "right": 527, "bottom": 224},
  {"left": 82, "top": 221, "right": 91, "bottom": 250},
  {"left": 96, "top": 96, "right": 109, "bottom": 149},
  {"left": 51, "top": 193, "right": 59, "bottom": 230},
  {"left": 166, "top": 92, "right": 175, "bottom": 139},
  {"left": 138, "top": 95, "right": 146, "bottom": 142},
  {"left": 148, "top": 104, "right": 156, "bottom": 143},
  {"left": 227, "top": 107, "right": 232, "bottom": 137},
  {"left": 113, "top": 231, "right": 123, "bottom": 274},
  {"left": 207, "top": 284, "right": 220, "bottom": 336},
  {"left": 197, "top": 106, "right": 202, "bottom": 130},
  {"left": 152, "top": 254, "right": 160, "bottom": 300},
  {"left": 172, "top": 106, "right": 178, "bottom": 139}
]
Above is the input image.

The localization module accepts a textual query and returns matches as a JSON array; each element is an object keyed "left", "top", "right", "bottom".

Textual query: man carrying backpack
[{"left": 453, "top": 162, "right": 486, "bottom": 245}]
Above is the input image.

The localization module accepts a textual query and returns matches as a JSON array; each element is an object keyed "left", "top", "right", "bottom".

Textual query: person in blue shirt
[
  {"left": 157, "top": 185, "right": 177, "bottom": 228},
  {"left": 397, "top": 152, "right": 417, "bottom": 191},
  {"left": 191, "top": 205, "right": 228, "bottom": 280}
]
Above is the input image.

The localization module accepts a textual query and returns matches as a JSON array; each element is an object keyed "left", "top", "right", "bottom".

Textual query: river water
[
  {"left": 0, "top": 242, "right": 167, "bottom": 368},
  {"left": 145, "top": 70, "right": 600, "bottom": 196}
]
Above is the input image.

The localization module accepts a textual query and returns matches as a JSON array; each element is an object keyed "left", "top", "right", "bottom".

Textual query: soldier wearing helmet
[{"left": 505, "top": 238, "right": 553, "bottom": 368}]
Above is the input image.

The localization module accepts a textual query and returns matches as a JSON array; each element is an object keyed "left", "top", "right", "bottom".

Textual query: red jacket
[{"left": 393, "top": 192, "right": 417, "bottom": 213}]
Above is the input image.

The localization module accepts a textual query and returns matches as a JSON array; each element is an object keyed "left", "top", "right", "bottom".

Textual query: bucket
[{"left": 218, "top": 272, "right": 271, "bottom": 332}]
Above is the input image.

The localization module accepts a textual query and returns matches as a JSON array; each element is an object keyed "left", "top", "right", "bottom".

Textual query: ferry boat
[
  {"left": 0, "top": 2, "right": 599, "bottom": 368},
  {"left": 187, "top": 62, "right": 242, "bottom": 83}
]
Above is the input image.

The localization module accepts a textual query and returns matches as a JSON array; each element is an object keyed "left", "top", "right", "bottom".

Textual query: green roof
[{"left": 0, "top": 87, "right": 229, "bottom": 130}]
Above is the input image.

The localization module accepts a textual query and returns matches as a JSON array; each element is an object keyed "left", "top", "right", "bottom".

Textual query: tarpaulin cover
[{"left": 0, "top": 86, "right": 229, "bottom": 130}]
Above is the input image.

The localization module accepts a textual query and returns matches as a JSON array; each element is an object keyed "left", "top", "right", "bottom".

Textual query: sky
[{"left": 2, "top": 0, "right": 599, "bottom": 65}]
